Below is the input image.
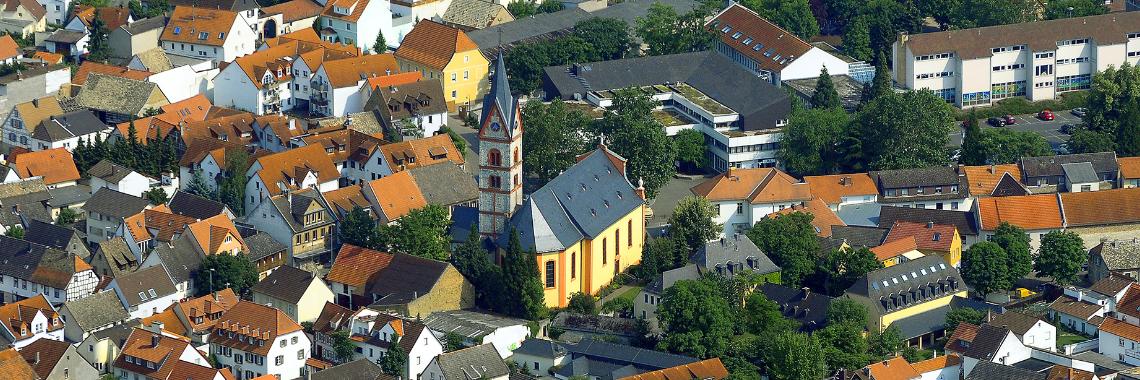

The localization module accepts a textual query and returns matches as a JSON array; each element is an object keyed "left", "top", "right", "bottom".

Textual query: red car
[
  {"left": 1003, "top": 114, "right": 1017, "bottom": 125},
  {"left": 1039, "top": 110, "right": 1055, "bottom": 121}
]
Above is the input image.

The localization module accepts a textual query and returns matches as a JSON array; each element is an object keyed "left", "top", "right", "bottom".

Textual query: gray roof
[
  {"left": 147, "top": 233, "right": 202, "bottom": 284},
  {"left": 0, "top": 178, "right": 47, "bottom": 199},
  {"left": 1021, "top": 151, "right": 1118, "bottom": 178},
  {"left": 95, "top": 236, "right": 139, "bottom": 278},
  {"left": 871, "top": 166, "right": 961, "bottom": 189},
  {"left": 691, "top": 235, "right": 779, "bottom": 275},
  {"left": 45, "top": 29, "right": 86, "bottom": 44},
  {"left": 829, "top": 225, "right": 888, "bottom": 248},
  {"left": 552, "top": 313, "right": 639, "bottom": 336},
  {"left": 422, "top": 309, "right": 529, "bottom": 340},
  {"left": 166, "top": 191, "right": 228, "bottom": 220},
  {"left": 408, "top": 163, "right": 478, "bottom": 207},
  {"left": 0, "top": 234, "right": 87, "bottom": 288},
  {"left": 434, "top": 344, "right": 510, "bottom": 380},
  {"left": 963, "top": 324, "right": 1015, "bottom": 360},
  {"left": 501, "top": 147, "right": 643, "bottom": 253},
  {"left": 845, "top": 255, "right": 966, "bottom": 315},
  {"left": 1091, "top": 239, "right": 1140, "bottom": 271},
  {"left": 442, "top": 0, "right": 510, "bottom": 29},
  {"left": 76, "top": 73, "right": 160, "bottom": 116},
  {"left": 251, "top": 265, "right": 319, "bottom": 304},
  {"left": 31, "top": 110, "right": 107, "bottom": 142},
  {"left": 1062, "top": 162, "right": 1100, "bottom": 184},
  {"left": 512, "top": 338, "right": 567, "bottom": 358},
  {"left": 46, "top": 184, "right": 91, "bottom": 207},
  {"left": 89, "top": 320, "right": 138, "bottom": 346},
  {"left": 22, "top": 218, "right": 77, "bottom": 251},
  {"left": 119, "top": 16, "right": 164, "bottom": 35},
  {"left": 878, "top": 205, "right": 979, "bottom": 236},
  {"left": 243, "top": 231, "right": 286, "bottom": 261},
  {"left": 113, "top": 264, "right": 177, "bottom": 307},
  {"left": 835, "top": 202, "right": 881, "bottom": 227},
  {"left": 783, "top": 74, "right": 864, "bottom": 111},
  {"left": 890, "top": 303, "right": 951, "bottom": 339},
  {"left": 367, "top": 80, "right": 449, "bottom": 123},
  {"left": 87, "top": 159, "right": 139, "bottom": 184},
  {"left": 61, "top": 290, "right": 129, "bottom": 331},
  {"left": 268, "top": 189, "right": 334, "bottom": 233},
  {"left": 758, "top": 283, "right": 833, "bottom": 331},
  {"left": 965, "top": 361, "right": 1047, "bottom": 380},
  {"left": 563, "top": 339, "right": 696, "bottom": 371},
  {"left": 312, "top": 359, "right": 393, "bottom": 380},
  {"left": 988, "top": 310, "right": 1044, "bottom": 336},
  {"left": 542, "top": 51, "right": 791, "bottom": 132},
  {"left": 644, "top": 263, "right": 699, "bottom": 295},
  {"left": 83, "top": 188, "right": 149, "bottom": 218},
  {"left": 365, "top": 253, "right": 451, "bottom": 306}
]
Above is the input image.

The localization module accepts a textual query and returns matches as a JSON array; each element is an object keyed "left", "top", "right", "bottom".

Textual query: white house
[
  {"left": 113, "top": 327, "right": 216, "bottom": 380},
  {"left": 83, "top": 188, "right": 152, "bottom": 245},
  {"left": 0, "top": 295, "right": 65, "bottom": 348},
  {"left": 160, "top": 6, "right": 257, "bottom": 63},
  {"left": 0, "top": 235, "right": 100, "bottom": 305},
  {"left": 690, "top": 167, "right": 813, "bottom": 235},
  {"left": 210, "top": 301, "right": 311, "bottom": 380},
  {"left": 318, "top": 307, "right": 443, "bottom": 380},
  {"left": 309, "top": 54, "right": 400, "bottom": 117},
  {"left": 243, "top": 143, "right": 340, "bottom": 213},
  {"left": 420, "top": 344, "right": 508, "bottom": 380},
  {"left": 26, "top": 110, "right": 111, "bottom": 151},
  {"left": 361, "top": 77, "right": 448, "bottom": 138},
  {"left": 422, "top": 310, "right": 530, "bottom": 358},
  {"left": 147, "top": 64, "right": 216, "bottom": 103},
  {"left": 87, "top": 159, "right": 151, "bottom": 198},
  {"left": 987, "top": 311, "right": 1057, "bottom": 352},
  {"left": 107, "top": 265, "right": 184, "bottom": 320},
  {"left": 317, "top": 0, "right": 393, "bottom": 52},
  {"left": 250, "top": 265, "right": 335, "bottom": 323},
  {"left": 4, "top": 96, "right": 64, "bottom": 151}
]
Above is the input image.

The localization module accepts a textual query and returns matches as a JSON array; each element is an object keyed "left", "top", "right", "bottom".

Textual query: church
[{"left": 477, "top": 54, "right": 648, "bottom": 308}]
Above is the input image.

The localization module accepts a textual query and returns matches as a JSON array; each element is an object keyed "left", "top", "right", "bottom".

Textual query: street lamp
[{"left": 1068, "top": 6, "right": 1075, "bottom": 18}]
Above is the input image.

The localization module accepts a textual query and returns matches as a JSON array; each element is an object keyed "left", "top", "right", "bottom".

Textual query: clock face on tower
[{"left": 490, "top": 122, "right": 501, "bottom": 132}]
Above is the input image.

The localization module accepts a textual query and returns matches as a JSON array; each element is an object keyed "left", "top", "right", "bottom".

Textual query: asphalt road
[{"left": 949, "top": 110, "right": 1082, "bottom": 150}]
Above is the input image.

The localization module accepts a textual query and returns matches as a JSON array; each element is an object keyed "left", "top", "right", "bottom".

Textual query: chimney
[
  {"left": 989, "top": 164, "right": 995, "bottom": 174},
  {"left": 926, "top": 221, "right": 934, "bottom": 229},
  {"left": 150, "top": 334, "right": 161, "bottom": 347},
  {"left": 33, "top": 352, "right": 38, "bottom": 364},
  {"left": 30, "top": 98, "right": 37, "bottom": 107},
  {"left": 634, "top": 177, "right": 646, "bottom": 200}
]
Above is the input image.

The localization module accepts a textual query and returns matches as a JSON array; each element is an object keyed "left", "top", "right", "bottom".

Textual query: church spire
[{"left": 481, "top": 52, "right": 516, "bottom": 134}]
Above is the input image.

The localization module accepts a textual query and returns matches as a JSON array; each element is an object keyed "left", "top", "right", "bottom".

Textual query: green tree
[
  {"left": 1067, "top": 130, "right": 1117, "bottom": 154},
  {"left": 1117, "top": 99, "right": 1140, "bottom": 156},
  {"left": 868, "top": 325, "right": 904, "bottom": 360},
  {"left": 841, "top": 16, "right": 872, "bottom": 62},
  {"left": 452, "top": 228, "right": 506, "bottom": 312},
  {"left": 185, "top": 169, "right": 214, "bottom": 198},
  {"left": 960, "top": 109, "right": 986, "bottom": 165},
  {"left": 944, "top": 307, "right": 985, "bottom": 336},
  {"left": 507, "top": 0, "right": 536, "bottom": 17},
  {"left": 502, "top": 229, "right": 548, "bottom": 320},
  {"left": 195, "top": 254, "right": 259, "bottom": 296},
  {"left": 815, "top": 246, "right": 882, "bottom": 296},
  {"left": 1085, "top": 63, "right": 1140, "bottom": 137},
  {"left": 673, "top": 129, "right": 707, "bottom": 172},
  {"left": 330, "top": 330, "right": 357, "bottom": 362},
  {"left": 817, "top": 321, "right": 869, "bottom": 373},
  {"left": 747, "top": 212, "right": 819, "bottom": 287},
  {"left": 379, "top": 336, "right": 408, "bottom": 377},
  {"left": 521, "top": 99, "right": 591, "bottom": 185},
  {"left": 1044, "top": 0, "right": 1108, "bottom": 19},
  {"left": 143, "top": 188, "right": 169, "bottom": 205},
  {"left": 572, "top": 18, "right": 630, "bottom": 61},
  {"left": 636, "top": 3, "right": 713, "bottom": 56},
  {"left": 918, "top": 0, "right": 963, "bottom": 27},
  {"left": 862, "top": 0, "right": 921, "bottom": 56},
  {"left": 743, "top": 291, "right": 798, "bottom": 336},
  {"left": 439, "top": 126, "right": 467, "bottom": 152},
  {"left": 601, "top": 296, "right": 634, "bottom": 317},
  {"left": 216, "top": 149, "right": 249, "bottom": 216},
  {"left": 375, "top": 205, "right": 451, "bottom": 261},
  {"left": 740, "top": 0, "right": 819, "bottom": 39},
  {"left": 373, "top": 32, "right": 386, "bottom": 53},
  {"left": 949, "top": 0, "right": 1034, "bottom": 29},
  {"left": 826, "top": 298, "right": 869, "bottom": 327},
  {"left": 592, "top": 88, "right": 676, "bottom": 198},
  {"left": 991, "top": 222, "right": 1033, "bottom": 285},
  {"left": 811, "top": 67, "right": 842, "bottom": 109},
  {"left": 667, "top": 196, "right": 720, "bottom": 254},
  {"left": 537, "top": 0, "right": 563, "bottom": 12},
  {"left": 87, "top": 9, "right": 112, "bottom": 61},
  {"left": 635, "top": 236, "right": 682, "bottom": 279},
  {"left": 778, "top": 106, "right": 851, "bottom": 176},
  {"left": 566, "top": 292, "right": 596, "bottom": 314},
  {"left": 977, "top": 129, "right": 1053, "bottom": 164},
  {"left": 656, "top": 278, "right": 734, "bottom": 358},
  {"left": 339, "top": 206, "right": 376, "bottom": 248},
  {"left": 4, "top": 226, "right": 23, "bottom": 239},
  {"left": 443, "top": 332, "right": 466, "bottom": 352},
  {"left": 856, "top": 89, "right": 954, "bottom": 170},
  {"left": 960, "top": 241, "right": 1010, "bottom": 295},
  {"left": 866, "top": 51, "right": 892, "bottom": 100},
  {"left": 56, "top": 207, "right": 79, "bottom": 225},
  {"left": 822, "top": 0, "right": 861, "bottom": 31},
  {"left": 759, "top": 332, "right": 828, "bottom": 380},
  {"left": 1035, "top": 230, "right": 1087, "bottom": 286}
]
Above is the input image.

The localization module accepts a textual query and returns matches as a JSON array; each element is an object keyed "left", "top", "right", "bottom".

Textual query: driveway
[
  {"left": 949, "top": 110, "right": 1082, "bottom": 150},
  {"left": 447, "top": 114, "right": 480, "bottom": 176}
]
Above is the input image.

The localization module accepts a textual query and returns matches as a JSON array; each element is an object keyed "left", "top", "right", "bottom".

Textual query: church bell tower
[{"left": 477, "top": 52, "right": 523, "bottom": 239}]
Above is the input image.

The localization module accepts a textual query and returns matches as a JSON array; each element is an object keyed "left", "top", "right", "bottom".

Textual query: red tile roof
[
  {"left": 963, "top": 164, "right": 1023, "bottom": 196},
  {"left": 73, "top": 61, "right": 151, "bottom": 86},
  {"left": 1101, "top": 317, "right": 1140, "bottom": 342},
  {"left": 114, "top": 328, "right": 198, "bottom": 379},
  {"left": 0, "top": 35, "right": 18, "bottom": 61},
  {"left": 884, "top": 221, "right": 957, "bottom": 253},
  {"left": 1059, "top": 187, "right": 1140, "bottom": 227},
  {"left": 395, "top": 19, "right": 478, "bottom": 69},
  {"left": 1120, "top": 156, "right": 1140, "bottom": 179},
  {"left": 865, "top": 356, "right": 920, "bottom": 380},
  {"left": 706, "top": 3, "right": 812, "bottom": 73},
  {"left": 803, "top": 173, "right": 878, "bottom": 205},
  {"left": 212, "top": 301, "right": 304, "bottom": 356},
  {"left": 161, "top": 6, "right": 239, "bottom": 47},
  {"left": 0, "top": 348, "right": 38, "bottom": 380},
  {"left": 10, "top": 148, "right": 80, "bottom": 185},
  {"left": 691, "top": 167, "right": 811, "bottom": 203},
  {"left": 326, "top": 244, "right": 394, "bottom": 287},
  {"left": 617, "top": 358, "right": 729, "bottom": 380},
  {"left": 870, "top": 236, "right": 918, "bottom": 262},
  {"left": 767, "top": 198, "right": 845, "bottom": 237},
  {"left": 977, "top": 193, "right": 1064, "bottom": 230}
]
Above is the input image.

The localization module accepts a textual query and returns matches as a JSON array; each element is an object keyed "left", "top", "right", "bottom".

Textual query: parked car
[
  {"left": 1003, "top": 114, "right": 1017, "bottom": 125},
  {"left": 1054, "top": 143, "right": 1070, "bottom": 155},
  {"left": 988, "top": 117, "right": 1006, "bottom": 127},
  {"left": 1039, "top": 110, "right": 1055, "bottom": 121},
  {"left": 1060, "top": 124, "right": 1078, "bottom": 135},
  {"left": 1071, "top": 107, "right": 1088, "bottom": 117}
]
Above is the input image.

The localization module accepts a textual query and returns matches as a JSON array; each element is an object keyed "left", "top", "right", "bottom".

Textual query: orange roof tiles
[
  {"left": 0, "top": 348, "right": 38, "bottom": 380},
  {"left": 186, "top": 214, "right": 246, "bottom": 255},
  {"left": 212, "top": 301, "right": 303, "bottom": 356},
  {"left": 367, "top": 71, "right": 422, "bottom": 89},
  {"left": 116, "top": 95, "right": 214, "bottom": 145},
  {"left": 963, "top": 164, "right": 1023, "bottom": 196},
  {"left": 394, "top": 19, "right": 478, "bottom": 69},
  {"left": 1101, "top": 317, "right": 1140, "bottom": 342},
  {"left": 31, "top": 51, "right": 63, "bottom": 64},
  {"left": 261, "top": 0, "right": 323, "bottom": 22},
  {"left": 910, "top": 355, "right": 960, "bottom": 373},
  {"left": 142, "top": 307, "right": 189, "bottom": 337},
  {"left": 977, "top": 193, "right": 1064, "bottom": 230},
  {"left": 161, "top": 6, "right": 240, "bottom": 47},
  {"left": 707, "top": 4, "right": 812, "bottom": 73},
  {"left": 803, "top": 173, "right": 878, "bottom": 205},
  {"left": 73, "top": 5, "right": 132, "bottom": 30},
  {"left": 10, "top": 148, "right": 80, "bottom": 185},
  {"left": 321, "top": 0, "right": 373, "bottom": 22},
  {"left": 176, "top": 288, "right": 239, "bottom": 332},
  {"left": 871, "top": 236, "right": 918, "bottom": 262},
  {"left": 252, "top": 143, "right": 340, "bottom": 197},
  {"left": 1120, "top": 156, "right": 1140, "bottom": 179},
  {"left": 691, "top": 167, "right": 811, "bottom": 203},
  {"left": 1060, "top": 187, "right": 1140, "bottom": 227},
  {"left": 0, "top": 35, "right": 18, "bottom": 61},
  {"left": 320, "top": 54, "right": 400, "bottom": 88},
  {"left": 865, "top": 356, "right": 920, "bottom": 380},
  {"left": 366, "top": 171, "right": 427, "bottom": 222},
  {"left": 1045, "top": 365, "right": 1095, "bottom": 380},
  {"left": 124, "top": 207, "right": 198, "bottom": 243},
  {"left": 326, "top": 244, "right": 394, "bottom": 287},
  {"left": 322, "top": 185, "right": 372, "bottom": 216},
  {"left": 768, "top": 198, "right": 844, "bottom": 237},
  {"left": 115, "top": 328, "right": 197, "bottom": 379},
  {"left": 73, "top": 61, "right": 151, "bottom": 86},
  {"left": 618, "top": 358, "right": 729, "bottom": 380},
  {"left": 378, "top": 133, "right": 464, "bottom": 172},
  {"left": 264, "top": 28, "right": 323, "bottom": 46},
  {"left": 0, "top": 295, "right": 59, "bottom": 341},
  {"left": 884, "top": 221, "right": 957, "bottom": 253}
]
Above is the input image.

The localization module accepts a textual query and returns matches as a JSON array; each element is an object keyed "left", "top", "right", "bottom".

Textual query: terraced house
[{"left": 893, "top": 12, "right": 1140, "bottom": 107}]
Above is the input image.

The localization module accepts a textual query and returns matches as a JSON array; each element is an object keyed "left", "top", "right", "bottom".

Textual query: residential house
[
  {"left": 395, "top": 20, "right": 488, "bottom": 112},
  {"left": 618, "top": 358, "right": 730, "bottom": 380},
  {"left": 853, "top": 356, "right": 961, "bottom": 380},
  {"left": 161, "top": 6, "right": 256, "bottom": 62},
  {"left": 168, "top": 190, "right": 234, "bottom": 220},
  {"left": 1047, "top": 284, "right": 1117, "bottom": 336},
  {"left": 362, "top": 253, "right": 474, "bottom": 318},
  {"left": 802, "top": 173, "right": 879, "bottom": 211},
  {"left": 1059, "top": 187, "right": 1140, "bottom": 247},
  {"left": 878, "top": 205, "right": 982, "bottom": 246},
  {"left": 27, "top": 110, "right": 110, "bottom": 151},
  {"left": 0, "top": 178, "right": 53, "bottom": 233},
  {"left": 117, "top": 205, "right": 197, "bottom": 258},
  {"left": 870, "top": 236, "right": 923, "bottom": 267},
  {"left": 510, "top": 338, "right": 568, "bottom": 376},
  {"left": 250, "top": 265, "right": 334, "bottom": 323},
  {"left": 707, "top": 3, "right": 854, "bottom": 85},
  {"left": 407, "top": 162, "right": 478, "bottom": 214},
  {"left": 421, "top": 310, "right": 529, "bottom": 358},
  {"left": 209, "top": 301, "right": 311, "bottom": 380},
  {"left": 107, "top": 264, "right": 184, "bottom": 320},
  {"left": 259, "top": 0, "right": 322, "bottom": 38},
  {"left": 0, "top": 235, "right": 99, "bottom": 305},
  {"left": 110, "top": 16, "right": 165, "bottom": 59},
  {"left": 0, "top": 295, "right": 63, "bottom": 348},
  {"left": 168, "top": 288, "right": 240, "bottom": 347},
  {"left": 182, "top": 214, "right": 247, "bottom": 256},
  {"left": 18, "top": 338, "right": 100, "bottom": 380},
  {"left": 296, "top": 128, "right": 386, "bottom": 185},
  {"left": 544, "top": 339, "right": 697, "bottom": 380},
  {"left": 309, "top": 54, "right": 400, "bottom": 117},
  {"left": 87, "top": 159, "right": 150, "bottom": 197},
  {"left": 57, "top": 290, "right": 130, "bottom": 342},
  {"left": 310, "top": 359, "right": 388, "bottom": 380},
  {"left": 766, "top": 197, "right": 846, "bottom": 237},
  {"left": 0, "top": 63, "right": 70, "bottom": 127},
  {"left": 75, "top": 73, "right": 170, "bottom": 124},
  {"left": 440, "top": 0, "right": 512, "bottom": 31},
  {"left": 213, "top": 39, "right": 358, "bottom": 115},
  {"left": 0, "top": 348, "right": 38, "bottom": 379},
  {"left": 883, "top": 221, "right": 962, "bottom": 267},
  {"left": 243, "top": 188, "right": 336, "bottom": 264},
  {"left": 244, "top": 232, "right": 289, "bottom": 278},
  {"left": 3, "top": 96, "right": 64, "bottom": 151},
  {"left": 317, "top": 0, "right": 393, "bottom": 52},
  {"left": 1090, "top": 239, "right": 1140, "bottom": 282},
  {"left": 1100, "top": 316, "right": 1140, "bottom": 366},
  {"left": 243, "top": 143, "right": 340, "bottom": 213},
  {"left": 360, "top": 171, "right": 427, "bottom": 224},
  {"left": 690, "top": 167, "right": 811, "bottom": 236},
  {"left": 9, "top": 148, "right": 80, "bottom": 188},
  {"left": 844, "top": 256, "right": 968, "bottom": 348},
  {"left": 309, "top": 302, "right": 351, "bottom": 360},
  {"left": 756, "top": 283, "right": 834, "bottom": 331},
  {"left": 420, "top": 344, "right": 507, "bottom": 380},
  {"left": 71, "top": 61, "right": 153, "bottom": 87},
  {"left": 76, "top": 322, "right": 134, "bottom": 374},
  {"left": 975, "top": 193, "right": 1064, "bottom": 249},
  {"left": 986, "top": 311, "right": 1056, "bottom": 352},
  {"left": 143, "top": 232, "right": 204, "bottom": 296},
  {"left": 88, "top": 237, "right": 140, "bottom": 278},
  {"left": 112, "top": 327, "right": 215, "bottom": 380},
  {"left": 44, "top": 184, "right": 90, "bottom": 221},
  {"left": 22, "top": 218, "right": 88, "bottom": 260},
  {"left": 177, "top": 139, "right": 246, "bottom": 196},
  {"left": 892, "top": 12, "right": 1140, "bottom": 107},
  {"left": 962, "top": 164, "right": 1028, "bottom": 198},
  {"left": 0, "top": 0, "right": 46, "bottom": 38},
  {"left": 1120, "top": 156, "right": 1140, "bottom": 188},
  {"left": 374, "top": 133, "right": 465, "bottom": 176},
  {"left": 311, "top": 305, "right": 441, "bottom": 377},
  {"left": 325, "top": 244, "right": 390, "bottom": 309},
  {"left": 871, "top": 166, "right": 971, "bottom": 211},
  {"left": 0, "top": 34, "right": 13, "bottom": 64},
  {"left": 1020, "top": 152, "right": 1118, "bottom": 192},
  {"left": 361, "top": 78, "right": 448, "bottom": 138}
]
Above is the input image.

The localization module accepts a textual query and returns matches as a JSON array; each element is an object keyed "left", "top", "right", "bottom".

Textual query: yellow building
[
  {"left": 883, "top": 221, "right": 963, "bottom": 268},
  {"left": 844, "top": 255, "right": 968, "bottom": 348},
  {"left": 394, "top": 19, "right": 489, "bottom": 112}
]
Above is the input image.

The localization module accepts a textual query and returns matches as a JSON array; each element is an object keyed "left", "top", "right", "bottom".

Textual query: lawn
[
  {"left": 1056, "top": 332, "right": 1087, "bottom": 349},
  {"left": 616, "top": 286, "right": 643, "bottom": 302}
]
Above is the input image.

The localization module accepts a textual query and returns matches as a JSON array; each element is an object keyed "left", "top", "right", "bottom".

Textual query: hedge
[{"left": 955, "top": 91, "right": 1090, "bottom": 121}]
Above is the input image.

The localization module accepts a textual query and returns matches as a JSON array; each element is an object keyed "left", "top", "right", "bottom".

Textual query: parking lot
[{"left": 949, "top": 110, "right": 1082, "bottom": 149}]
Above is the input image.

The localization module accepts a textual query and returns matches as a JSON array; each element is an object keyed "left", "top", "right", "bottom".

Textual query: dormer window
[
  {"left": 198, "top": 32, "right": 208, "bottom": 40},
  {"left": 173, "top": 26, "right": 181, "bottom": 35},
  {"left": 219, "top": 32, "right": 225, "bottom": 40}
]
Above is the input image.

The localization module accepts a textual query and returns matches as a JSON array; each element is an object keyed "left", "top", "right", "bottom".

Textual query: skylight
[
  {"left": 731, "top": 32, "right": 742, "bottom": 39},
  {"left": 742, "top": 37, "right": 753, "bottom": 45},
  {"left": 721, "top": 25, "right": 731, "bottom": 33},
  {"left": 173, "top": 27, "right": 181, "bottom": 35},
  {"left": 764, "top": 48, "right": 775, "bottom": 57}
]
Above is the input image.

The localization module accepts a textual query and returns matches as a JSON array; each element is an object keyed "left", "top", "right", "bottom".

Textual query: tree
[
  {"left": 960, "top": 109, "right": 986, "bottom": 165},
  {"left": 815, "top": 246, "right": 882, "bottom": 296},
  {"left": 56, "top": 207, "right": 79, "bottom": 225},
  {"left": 777, "top": 106, "right": 851, "bottom": 176},
  {"left": 817, "top": 322, "right": 869, "bottom": 373},
  {"left": 960, "top": 241, "right": 1010, "bottom": 295},
  {"left": 740, "top": 0, "right": 819, "bottom": 39},
  {"left": 841, "top": 16, "right": 872, "bottom": 62},
  {"left": 758, "top": 332, "right": 828, "bottom": 380},
  {"left": 867, "top": 51, "right": 892, "bottom": 100},
  {"left": 635, "top": 236, "right": 682, "bottom": 279},
  {"left": 976, "top": 129, "right": 1053, "bottom": 164},
  {"left": 185, "top": 169, "right": 214, "bottom": 198},
  {"left": 87, "top": 9, "right": 112, "bottom": 61},
  {"left": 656, "top": 278, "right": 734, "bottom": 358},
  {"left": 918, "top": 0, "right": 963, "bottom": 28},
  {"left": 862, "top": 0, "right": 921, "bottom": 56},
  {"left": 1085, "top": 63, "right": 1140, "bottom": 137},
  {"left": 339, "top": 206, "right": 376, "bottom": 248},
  {"left": 439, "top": 126, "right": 467, "bottom": 152},
  {"left": 443, "top": 332, "right": 466, "bottom": 352},
  {"left": 636, "top": 3, "right": 713, "bottom": 56},
  {"left": 373, "top": 32, "right": 386, "bottom": 54},
  {"left": 4, "top": 226, "right": 23, "bottom": 239},
  {"left": 667, "top": 196, "right": 720, "bottom": 254},
  {"left": 195, "top": 254, "right": 259, "bottom": 296},
  {"left": 949, "top": 0, "right": 1034, "bottom": 29},
  {"left": 572, "top": 18, "right": 630, "bottom": 61},
  {"left": 537, "top": 0, "right": 563, "bottom": 13},
  {"left": 329, "top": 330, "right": 356, "bottom": 362},
  {"left": 944, "top": 308, "right": 985, "bottom": 336},
  {"left": 502, "top": 229, "right": 548, "bottom": 320},
  {"left": 856, "top": 89, "right": 954, "bottom": 170},
  {"left": 1067, "top": 130, "right": 1116, "bottom": 154},
  {"left": 143, "top": 188, "right": 169, "bottom": 205},
  {"left": 747, "top": 212, "right": 819, "bottom": 287},
  {"left": 811, "top": 67, "right": 842, "bottom": 110},
  {"left": 601, "top": 296, "right": 633, "bottom": 317},
  {"left": 216, "top": 149, "right": 249, "bottom": 216},
  {"left": 1117, "top": 99, "right": 1140, "bottom": 157},
  {"left": 452, "top": 228, "right": 506, "bottom": 312},
  {"left": 1044, "top": 0, "right": 1107, "bottom": 19},
  {"left": 375, "top": 205, "right": 451, "bottom": 261},
  {"left": 507, "top": 0, "right": 536, "bottom": 17},
  {"left": 592, "top": 88, "right": 676, "bottom": 198},
  {"left": 521, "top": 100, "right": 591, "bottom": 185},
  {"left": 826, "top": 298, "right": 869, "bottom": 327},
  {"left": 673, "top": 129, "right": 707, "bottom": 172},
  {"left": 868, "top": 325, "right": 904, "bottom": 360},
  {"left": 378, "top": 336, "right": 408, "bottom": 377},
  {"left": 991, "top": 222, "right": 1033, "bottom": 285},
  {"left": 743, "top": 292, "right": 798, "bottom": 336},
  {"left": 1035, "top": 230, "right": 1087, "bottom": 286},
  {"left": 567, "top": 293, "right": 596, "bottom": 315}
]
